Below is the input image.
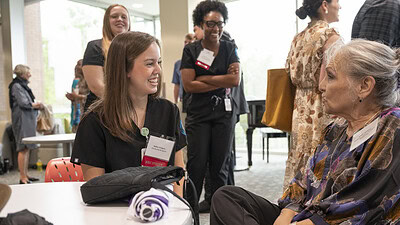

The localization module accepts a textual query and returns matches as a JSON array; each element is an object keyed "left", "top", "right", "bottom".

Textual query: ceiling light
[{"left": 131, "top": 3, "right": 143, "bottom": 8}]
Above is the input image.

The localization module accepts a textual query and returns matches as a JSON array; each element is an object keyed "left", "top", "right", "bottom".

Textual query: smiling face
[
  {"left": 109, "top": 6, "right": 130, "bottom": 36},
  {"left": 127, "top": 42, "right": 161, "bottom": 97},
  {"left": 201, "top": 11, "right": 224, "bottom": 42}
]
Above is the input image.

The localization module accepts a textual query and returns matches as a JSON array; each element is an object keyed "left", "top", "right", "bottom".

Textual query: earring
[
  {"left": 359, "top": 97, "right": 363, "bottom": 103},
  {"left": 325, "top": 9, "right": 328, "bottom": 14}
]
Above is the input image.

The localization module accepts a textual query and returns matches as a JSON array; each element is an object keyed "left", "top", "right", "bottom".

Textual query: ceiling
[
  {"left": 23, "top": 0, "right": 160, "bottom": 19},
  {"left": 69, "top": 0, "right": 237, "bottom": 19},
  {"left": 70, "top": 0, "right": 160, "bottom": 19},
  {"left": 25, "top": 0, "right": 238, "bottom": 20}
]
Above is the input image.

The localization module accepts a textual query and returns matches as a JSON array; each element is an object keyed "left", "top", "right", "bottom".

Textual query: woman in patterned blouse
[
  {"left": 284, "top": 0, "right": 342, "bottom": 190},
  {"left": 210, "top": 39, "right": 400, "bottom": 225}
]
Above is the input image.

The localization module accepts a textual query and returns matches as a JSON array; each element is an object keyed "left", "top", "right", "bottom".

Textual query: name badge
[
  {"left": 196, "top": 49, "right": 215, "bottom": 70},
  {"left": 224, "top": 98, "right": 232, "bottom": 111},
  {"left": 350, "top": 117, "right": 379, "bottom": 151},
  {"left": 141, "top": 135, "right": 175, "bottom": 167}
]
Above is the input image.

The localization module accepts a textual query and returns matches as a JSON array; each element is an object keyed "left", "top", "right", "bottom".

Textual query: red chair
[{"left": 45, "top": 157, "right": 84, "bottom": 182}]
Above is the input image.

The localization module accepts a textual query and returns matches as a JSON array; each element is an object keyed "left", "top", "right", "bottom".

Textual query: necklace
[
  {"left": 347, "top": 109, "right": 382, "bottom": 137},
  {"left": 363, "top": 110, "right": 382, "bottom": 127}
]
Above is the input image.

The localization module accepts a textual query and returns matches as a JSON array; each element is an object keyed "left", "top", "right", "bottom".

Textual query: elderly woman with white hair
[
  {"left": 8, "top": 64, "right": 43, "bottom": 184},
  {"left": 210, "top": 39, "right": 400, "bottom": 225}
]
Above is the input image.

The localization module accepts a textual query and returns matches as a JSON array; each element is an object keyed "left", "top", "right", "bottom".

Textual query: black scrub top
[
  {"left": 82, "top": 39, "right": 104, "bottom": 109},
  {"left": 71, "top": 97, "right": 186, "bottom": 173},
  {"left": 180, "top": 40, "right": 239, "bottom": 108}
]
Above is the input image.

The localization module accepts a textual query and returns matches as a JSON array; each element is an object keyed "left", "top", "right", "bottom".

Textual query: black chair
[{"left": 261, "top": 131, "right": 290, "bottom": 163}]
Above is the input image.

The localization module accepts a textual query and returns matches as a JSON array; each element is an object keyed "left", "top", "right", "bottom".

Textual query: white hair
[{"left": 333, "top": 39, "right": 400, "bottom": 107}]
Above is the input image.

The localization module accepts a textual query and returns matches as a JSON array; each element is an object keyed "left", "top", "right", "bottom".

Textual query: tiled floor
[
  {"left": 0, "top": 142, "right": 288, "bottom": 225},
  {"left": 0, "top": 167, "right": 45, "bottom": 185},
  {"left": 199, "top": 150, "right": 286, "bottom": 225}
]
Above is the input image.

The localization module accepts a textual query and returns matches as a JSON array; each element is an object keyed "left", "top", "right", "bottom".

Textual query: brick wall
[
  {"left": 24, "top": 2, "right": 44, "bottom": 103},
  {"left": 0, "top": 27, "right": 7, "bottom": 121}
]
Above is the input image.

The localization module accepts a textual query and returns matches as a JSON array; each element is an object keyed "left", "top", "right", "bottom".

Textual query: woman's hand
[
  {"left": 296, "top": 219, "right": 314, "bottom": 225},
  {"left": 228, "top": 64, "right": 239, "bottom": 75},
  {"left": 273, "top": 208, "right": 297, "bottom": 225},
  {"left": 65, "top": 92, "right": 74, "bottom": 101},
  {"left": 32, "top": 102, "right": 43, "bottom": 109},
  {"left": 66, "top": 92, "right": 83, "bottom": 101}
]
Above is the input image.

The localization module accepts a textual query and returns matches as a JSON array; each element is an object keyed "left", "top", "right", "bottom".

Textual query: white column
[
  {"left": 1, "top": 0, "right": 26, "bottom": 120},
  {"left": 3, "top": 0, "right": 27, "bottom": 66},
  {"left": 159, "top": 0, "right": 201, "bottom": 101}
]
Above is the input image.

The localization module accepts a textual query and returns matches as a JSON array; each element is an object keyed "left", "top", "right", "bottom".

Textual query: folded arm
[
  {"left": 195, "top": 62, "right": 240, "bottom": 88},
  {"left": 181, "top": 68, "right": 219, "bottom": 93}
]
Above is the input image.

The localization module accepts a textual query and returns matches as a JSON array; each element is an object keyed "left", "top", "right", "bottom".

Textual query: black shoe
[
  {"left": 19, "top": 179, "right": 32, "bottom": 184},
  {"left": 199, "top": 200, "right": 211, "bottom": 213},
  {"left": 27, "top": 176, "right": 39, "bottom": 182}
]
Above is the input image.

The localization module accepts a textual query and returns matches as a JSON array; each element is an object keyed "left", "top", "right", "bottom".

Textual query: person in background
[
  {"left": 82, "top": 4, "right": 131, "bottom": 112},
  {"left": 199, "top": 30, "right": 249, "bottom": 213},
  {"left": 172, "top": 33, "right": 194, "bottom": 165},
  {"left": 352, "top": 0, "right": 400, "bottom": 48},
  {"left": 71, "top": 31, "right": 186, "bottom": 197},
  {"left": 211, "top": 39, "right": 400, "bottom": 225},
  {"left": 66, "top": 59, "right": 89, "bottom": 132},
  {"left": 283, "top": 0, "right": 341, "bottom": 190},
  {"left": 181, "top": 0, "right": 240, "bottom": 215},
  {"left": 181, "top": 27, "right": 204, "bottom": 116},
  {"left": 172, "top": 33, "right": 195, "bottom": 104},
  {"left": 8, "top": 64, "right": 43, "bottom": 184}
]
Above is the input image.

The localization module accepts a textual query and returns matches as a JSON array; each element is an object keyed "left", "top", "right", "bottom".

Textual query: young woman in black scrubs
[
  {"left": 71, "top": 32, "right": 186, "bottom": 196},
  {"left": 180, "top": 0, "right": 240, "bottom": 212},
  {"left": 82, "top": 4, "right": 130, "bottom": 111}
]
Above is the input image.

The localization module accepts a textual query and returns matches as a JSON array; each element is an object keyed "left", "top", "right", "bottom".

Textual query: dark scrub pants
[
  {"left": 210, "top": 186, "right": 282, "bottom": 225},
  {"left": 185, "top": 93, "right": 234, "bottom": 215}
]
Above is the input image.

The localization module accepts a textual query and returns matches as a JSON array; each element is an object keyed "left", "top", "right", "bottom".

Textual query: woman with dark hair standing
[
  {"left": 82, "top": 4, "right": 130, "bottom": 112},
  {"left": 71, "top": 31, "right": 186, "bottom": 196},
  {"left": 284, "top": 0, "right": 341, "bottom": 189},
  {"left": 180, "top": 0, "right": 240, "bottom": 213},
  {"left": 9, "top": 64, "right": 43, "bottom": 184}
]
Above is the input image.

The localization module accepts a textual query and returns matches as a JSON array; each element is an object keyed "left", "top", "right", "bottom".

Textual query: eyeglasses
[{"left": 204, "top": 21, "right": 225, "bottom": 29}]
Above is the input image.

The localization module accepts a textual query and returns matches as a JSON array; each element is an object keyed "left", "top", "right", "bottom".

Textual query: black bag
[
  {"left": 80, "top": 166, "right": 198, "bottom": 225},
  {"left": 0, "top": 209, "right": 53, "bottom": 225}
]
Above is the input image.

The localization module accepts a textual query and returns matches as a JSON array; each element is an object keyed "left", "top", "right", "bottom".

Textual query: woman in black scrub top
[
  {"left": 82, "top": 4, "right": 130, "bottom": 112},
  {"left": 71, "top": 32, "right": 186, "bottom": 197},
  {"left": 180, "top": 0, "right": 240, "bottom": 213}
]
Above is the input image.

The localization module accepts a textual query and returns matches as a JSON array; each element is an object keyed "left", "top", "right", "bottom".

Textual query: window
[
  {"left": 41, "top": 1, "right": 104, "bottom": 114},
  {"left": 39, "top": 0, "right": 158, "bottom": 118},
  {"left": 225, "top": 0, "right": 297, "bottom": 153},
  {"left": 225, "top": 0, "right": 366, "bottom": 153}
]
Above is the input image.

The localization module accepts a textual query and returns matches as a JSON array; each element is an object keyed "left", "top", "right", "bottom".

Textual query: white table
[
  {"left": 0, "top": 182, "right": 193, "bottom": 225},
  {"left": 22, "top": 133, "right": 76, "bottom": 156}
]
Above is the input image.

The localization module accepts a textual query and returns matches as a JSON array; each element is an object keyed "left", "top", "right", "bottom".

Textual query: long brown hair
[
  {"left": 90, "top": 31, "right": 161, "bottom": 142},
  {"left": 102, "top": 4, "right": 131, "bottom": 62}
]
